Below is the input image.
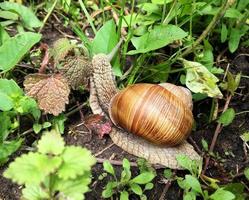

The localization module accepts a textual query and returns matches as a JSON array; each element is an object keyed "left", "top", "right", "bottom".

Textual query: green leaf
[
  {"left": 22, "top": 184, "right": 50, "bottom": 200},
  {"left": 181, "top": 59, "right": 223, "bottom": 98},
  {"left": 183, "top": 191, "right": 197, "bottom": 200},
  {"left": 120, "top": 190, "right": 129, "bottom": 200},
  {"left": 129, "top": 183, "right": 143, "bottom": 195},
  {"left": 0, "top": 91, "right": 13, "bottom": 111},
  {"left": 57, "top": 146, "right": 96, "bottom": 180},
  {"left": 244, "top": 168, "right": 249, "bottom": 180},
  {"left": 201, "top": 138, "right": 209, "bottom": 151},
  {"left": 0, "top": 25, "right": 10, "bottom": 45},
  {"left": 0, "top": 2, "right": 42, "bottom": 28},
  {"left": 0, "top": 32, "right": 41, "bottom": 72},
  {"left": 223, "top": 183, "right": 245, "bottom": 200},
  {"left": 102, "top": 181, "right": 117, "bottom": 198},
  {"left": 196, "top": 40, "right": 214, "bottom": 70},
  {"left": 33, "top": 123, "right": 42, "bottom": 134},
  {"left": 163, "top": 169, "right": 173, "bottom": 179},
  {"left": 229, "top": 28, "right": 241, "bottom": 53},
  {"left": 225, "top": 72, "right": 241, "bottom": 95},
  {"left": 0, "top": 112, "right": 12, "bottom": 141},
  {"left": 103, "top": 160, "right": 115, "bottom": 176},
  {"left": 185, "top": 175, "right": 202, "bottom": 194},
  {"left": 240, "top": 132, "right": 249, "bottom": 143},
  {"left": 42, "top": 122, "right": 51, "bottom": 129},
  {"left": 224, "top": 8, "right": 243, "bottom": 19},
  {"left": 128, "top": 24, "right": 187, "bottom": 55},
  {"left": 217, "top": 108, "right": 235, "bottom": 127},
  {"left": 221, "top": 23, "right": 228, "bottom": 43},
  {"left": 210, "top": 188, "right": 235, "bottom": 200},
  {"left": 0, "top": 79, "right": 23, "bottom": 96},
  {"left": 0, "top": 139, "right": 22, "bottom": 165},
  {"left": 91, "top": 19, "right": 121, "bottom": 76},
  {"left": 131, "top": 172, "right": 155, "bottom": 184},
  {"left": 123, "top": 158, "right": 131, "bottom": 171},
  {"left": 37, "top": 130, "right": 65, "bottom": 155},
  {"left": 144, "top": 182, "right": 154, "bottom": 190},
  {"left": 53, "top": 173, "right": 92, "bottom": 200},
  {"left": 152, "top": 0, "right": 173, "bottom": 4},
  {"left": 4, "top": 152, "right": 62, "bottom": 185}
]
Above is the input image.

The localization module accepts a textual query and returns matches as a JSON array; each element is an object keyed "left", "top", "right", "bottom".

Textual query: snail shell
[{"left": 109, "top": 83, "right": 193, "bottom": 146}]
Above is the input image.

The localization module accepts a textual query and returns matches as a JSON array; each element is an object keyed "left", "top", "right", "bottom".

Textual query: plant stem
[
  {"left": 163, "top": 0, "right": 177, "bottom": 25},
  {"left": 78, "top": 0, "right": 97, "bottom": 35},
  {"left": 39, "top": 0, "right": 58, "bottom": 33},
  {"left": 181, "top": 0, "right": 234, "bottom": 57}
]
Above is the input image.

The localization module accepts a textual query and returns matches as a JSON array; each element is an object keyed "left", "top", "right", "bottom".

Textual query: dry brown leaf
[
  {"left": 24, "top": 73, "right": 70, "bottom": 116},
  {"left": 60, "top": 56, "right": 92, "bottom": 90}
]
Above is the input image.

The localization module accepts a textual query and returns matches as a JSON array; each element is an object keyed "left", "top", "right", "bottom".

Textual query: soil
[{"left": 0, "top": 15, "right": 249, "bottom": 200}]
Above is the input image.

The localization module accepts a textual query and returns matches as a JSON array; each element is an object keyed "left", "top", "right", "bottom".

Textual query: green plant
[
  {"left": 167, "top": 155, "right": 248, "bottom": 200},
  {"left": 101, "top": 158, "right": 156, "bottom": 200},
  {"left": 0, "top": 79, "right": 40, "bottom": 165},
  {"left": 4, "top": 129, "right": 96, "bottom": 200}
]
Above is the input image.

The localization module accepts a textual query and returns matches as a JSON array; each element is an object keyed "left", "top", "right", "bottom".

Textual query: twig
[
  {"left": 188, "top": 136, "right": 203, "bottom": 155},
  {"left": 203, "top": 94, "right": 232, "bottom": 173},
  {"left": 94, "top": 143, "right": 114, "bottom": 156},
  {"left": 96, "top": 158, "right": 138, "bottom": 167},
  {"left": 38, "top": 43, "right": 49, "bottom": 74},
  {"left": 181, "top": 0, "right": 233, "bottom": 57},
  {"left": 65, "top": 102, "right": 87, "bottom": 117},
  {"left": 159, "top": 181, "right": 172, "bottom": 200},
  {"left": 38, "top": 0, "right": 58, "bottom": 33}
]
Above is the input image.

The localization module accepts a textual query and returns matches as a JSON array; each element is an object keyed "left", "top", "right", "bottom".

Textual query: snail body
[{"left": 109, "top": 83, "right": 193, "bottom": 146}]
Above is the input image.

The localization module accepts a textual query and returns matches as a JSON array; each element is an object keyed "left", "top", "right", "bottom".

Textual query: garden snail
[
  {"left": 109, "top": 83, "right": 193, "bottom": 146},
  {"left": 89, "top": 41, "right": 200, "bottom": 169}
]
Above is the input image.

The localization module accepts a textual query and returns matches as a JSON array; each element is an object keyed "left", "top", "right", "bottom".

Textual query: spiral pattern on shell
[{"left": 109, "top": 83, "right": 193, "bottom": 146}]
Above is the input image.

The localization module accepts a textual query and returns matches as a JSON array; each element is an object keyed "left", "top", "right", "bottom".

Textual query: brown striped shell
[{"left": 109, "top": 83, "right": 193, "bottom": 146}]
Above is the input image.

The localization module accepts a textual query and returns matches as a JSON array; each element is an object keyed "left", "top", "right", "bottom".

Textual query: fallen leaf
[{"left": 24, "top": 74, "right": 70, "bottom": 116}]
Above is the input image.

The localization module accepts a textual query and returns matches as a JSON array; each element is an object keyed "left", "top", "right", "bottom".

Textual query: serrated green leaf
[
  {"left": 4, "top": 152, "right": 62, "bottom": 185},
  {"left": 22, "top": 184, "right": 49, "bottom": 200},
  {"left": 91, "top": 19, "right": 121, "bottom": 76},
  {"left": 210, "top": 188, "right": 235, "bottom": 200},
  {"left": 144, "top": 182, "right": 154, "bottom": 190},
  {"left": 128, "top": 24, "right": 187, "bottom": 55},
  {"left": 217, "top": 108, "right": 235, "bottom": 127},
  {"left": 185, "top": 175, "right": 202, "bottom": 194},
  {"left": 229, "top": 28, "right": 241, "bottom": 53},
  {"left": 244, "top": 168, "right": 249, "bottom": 180},
  {"left": 0, "top": 2, "right": 42, "bottom": 28},
  {"left": 103, "top": 160, "right": 115, "bottom": 176},
  {"left": 0, "top": 32, "right": 41, "bottom": 72},
  {"left": 0, "top": 139, "right": 22, "bottom": 165},
  {"left": 37, "top": 130, "right": 65, "bottom": 155},
  {"left": 181, "top": 59, "right": 223, "bottom": 98},
  {"left": 120, "top": 190, "right": 129, "bottom": 200},
  {"left": 57, "top": 146, "right": 96, "bottom": 180},
  {"left": 53, "top": 173, "right": 91, "bottom": 200},
  {"left": 131, "top": 172, "right": 155, "bottom": 184},
  {"left": 221, "top": 23, "right": 228, "bottom": 43},
  {"left": 129, "top": 183, "right": 143, "bottom": 195}
]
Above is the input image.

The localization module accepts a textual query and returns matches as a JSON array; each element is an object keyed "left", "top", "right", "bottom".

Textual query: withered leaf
[
  {"left": 24, "top": 74, "right": 70, "bottom": 116},
  {"left": 60, "top": 56, "right": 92, "bottom": 90}
]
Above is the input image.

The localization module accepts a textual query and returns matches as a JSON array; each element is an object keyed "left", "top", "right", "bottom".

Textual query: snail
[{"left": 89, "top": 41, "right": 200, "bottom": 169}]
